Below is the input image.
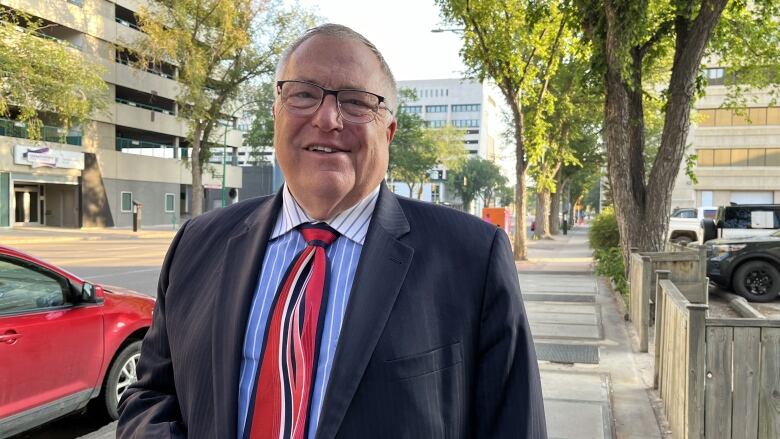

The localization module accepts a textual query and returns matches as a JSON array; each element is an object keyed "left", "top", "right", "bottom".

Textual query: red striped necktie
[{"left": 247, "top": 223, "right": 339, "bottom": 439}]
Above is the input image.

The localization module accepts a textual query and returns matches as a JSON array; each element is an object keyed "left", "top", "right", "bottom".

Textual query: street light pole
[{"left": 221, "top": 123, "right": 228, "bottom": 207}]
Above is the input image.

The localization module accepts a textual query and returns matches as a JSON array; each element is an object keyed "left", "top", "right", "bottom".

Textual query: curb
[{"left": 0, "top": 236, "right": 83, "bottom": 245}]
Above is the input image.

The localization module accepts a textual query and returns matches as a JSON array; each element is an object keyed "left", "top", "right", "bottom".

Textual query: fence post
[
  {"left": 687, "top": 303, "right": 708, "bottom": 439},
  {"left": 654, "top": 270, "right": 671, "bottom": 389},
  {"left": 639, "top": 255, "right": 653, "bottom": 352}
]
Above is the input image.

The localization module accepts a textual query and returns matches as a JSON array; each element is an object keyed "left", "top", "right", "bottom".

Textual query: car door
[{"left": 0, "top": 256, "right": 103, "bottom": 425}]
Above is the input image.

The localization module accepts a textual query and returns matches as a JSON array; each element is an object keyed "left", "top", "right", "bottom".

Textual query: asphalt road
[
  {"left": 6, "top": 235, "right": 173, "bottom": 439},
  {"left": 8, "top": 236, "right": 174, "bottom": 298}
]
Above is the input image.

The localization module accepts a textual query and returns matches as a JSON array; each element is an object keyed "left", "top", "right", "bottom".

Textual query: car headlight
[{"left": 711, "top": 244, "right": 746, "bottom": 256}]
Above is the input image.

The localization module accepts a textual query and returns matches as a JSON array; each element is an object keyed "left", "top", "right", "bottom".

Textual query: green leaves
[
  {"left": 445, "top": 156, "right": 508, "bottom": 211},
  {"left": 0, "top": 11, "right": 108, "bottom": 139}
]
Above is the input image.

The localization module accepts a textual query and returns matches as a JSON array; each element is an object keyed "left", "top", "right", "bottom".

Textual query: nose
[{"left": 311, "top": 94, "right": 343, "bottom": 131}]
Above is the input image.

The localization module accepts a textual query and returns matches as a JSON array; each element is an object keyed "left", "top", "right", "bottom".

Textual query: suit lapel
[
  {"left": 315, "top": 184, "right": 414, "bottom": 439},
  {"left": 212, "top": 192, "right": 282, "bottom": 438}
]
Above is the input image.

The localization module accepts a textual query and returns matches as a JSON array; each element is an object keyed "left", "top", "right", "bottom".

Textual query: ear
[{"left": 385, "top": 117, "right": 397, "bottom": 144}]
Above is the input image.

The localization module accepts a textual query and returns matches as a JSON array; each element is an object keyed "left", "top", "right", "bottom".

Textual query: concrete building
[
  {"left": 0, "top": 0, "right": 243, "bottom": 228},
  {"left": 671, "top": 67, "right": 780, "bottom": 209},
  {"left": 393, "top": 78, "right": 509, "bottom": 212}
]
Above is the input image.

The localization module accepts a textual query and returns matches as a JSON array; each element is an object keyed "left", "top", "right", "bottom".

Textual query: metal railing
[
  {"left": 115, "top": 56, "right": 175, "bottom": 79},
  {"left": 115, "top": 17, "right": 141, "bottom": 32},
  {"left": 115, "top": 98, "right": 175, "bottom": 115},
  {"left": 0, "top": 118, "right": 82, "bottom": 146}
]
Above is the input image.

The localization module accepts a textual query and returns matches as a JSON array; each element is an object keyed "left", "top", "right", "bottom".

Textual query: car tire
[
  {"left": 100, "top": 340, "right": 142, "bottom": 420},
  {"left": 733, "top": 261, "right": 780, "bottom": 303}
]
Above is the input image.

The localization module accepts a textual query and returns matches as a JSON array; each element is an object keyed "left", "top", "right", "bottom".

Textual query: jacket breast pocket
[{"left": 372, "top": 342, "right": 463, "bottom": 382}]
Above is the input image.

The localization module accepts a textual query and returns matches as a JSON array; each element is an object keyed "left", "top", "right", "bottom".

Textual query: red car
[{"left": 0, "top": 246, "right": 154, "bottom": 438}]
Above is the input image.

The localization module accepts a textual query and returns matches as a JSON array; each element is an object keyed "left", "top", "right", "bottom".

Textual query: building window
[
  {"left": 426, "top": 105, "right": 448, "bottom": 113},
  {"left": 452, "top": 119, "right": 480, "bottom": 128},
  {"left": 165, "top": 193, "right": 175, "bottom": 212},
  {"left": 705, "top": 67, "right": 725, "bottom": 85},
  {"left": 121, "top": 192, "right": 133, "bottom": 212},
  {"left": 697, "top": 106, "right": 780, "bottom": 127},
  {"left": 400, "top": 105, "right": 422, "bottom": 114},
  {"left": 452, "top": 104, "right": 481, "bottom": 112},
  {"left": 464, "top": 140, "right": 479, "bottom": 145},
  {"left": 426, "top": 120, "right": 447, "bottom": 128},
  {"left": 431, "top": 184, "right": 441, "bottom": 203},
  {"left": 697, "top": 148, "right": 780, "bottom": 167}
]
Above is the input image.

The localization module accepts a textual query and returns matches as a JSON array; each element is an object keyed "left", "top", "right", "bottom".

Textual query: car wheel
[
  {"left": 733, "top": 261, "right": 780, "bottom": 303},
  {"left": 102, "top": 340, "right": 142, "bottom": 419}
]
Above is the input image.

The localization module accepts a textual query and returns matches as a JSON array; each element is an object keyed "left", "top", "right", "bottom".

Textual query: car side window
[
  {"left": 723, "top": 208, "right": 752, "bottom": 228},
  {"left": 0, "top": 258, "right": 68, "bottom": 314}
]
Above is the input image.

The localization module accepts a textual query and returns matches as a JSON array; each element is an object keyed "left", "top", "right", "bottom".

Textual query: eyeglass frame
[{"left": 275, "top": 80, "right": 394, "bottom": 124}]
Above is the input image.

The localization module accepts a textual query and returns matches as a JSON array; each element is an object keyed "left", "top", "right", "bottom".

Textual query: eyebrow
[{"left": 290, "top": 77, "right": 371, "bottom": 92}]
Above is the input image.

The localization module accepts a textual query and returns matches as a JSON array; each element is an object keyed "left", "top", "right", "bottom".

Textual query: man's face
[{"left": 273, "top": 35, "right": 397, "bottom": 218}]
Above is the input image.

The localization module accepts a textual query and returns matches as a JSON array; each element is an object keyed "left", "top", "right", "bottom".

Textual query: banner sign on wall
[{"left": 14, "top": 145, "right": 85, "bottom": 170}]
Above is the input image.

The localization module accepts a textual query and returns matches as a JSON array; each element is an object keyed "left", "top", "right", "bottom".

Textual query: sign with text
[{"left": 14, "top": 145, "right": 85, "bottom": 170}]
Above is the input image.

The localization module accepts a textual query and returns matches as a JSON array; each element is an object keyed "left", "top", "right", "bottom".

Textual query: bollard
[{"left": 132, "top": 200, "right": 143, "bottom": 232}]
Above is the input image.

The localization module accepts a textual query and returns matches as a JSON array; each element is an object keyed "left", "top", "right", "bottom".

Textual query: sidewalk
[
  {"left": 520, "top": 226, "right": 666, "bottom": 439},
  {"left": 0, "top": 225, "right": 178, "bottom": 245}
]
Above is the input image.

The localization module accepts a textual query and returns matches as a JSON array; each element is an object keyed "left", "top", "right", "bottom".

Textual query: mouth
[{"left": 305, "top": 145, "right": 349, "bottom": 154}]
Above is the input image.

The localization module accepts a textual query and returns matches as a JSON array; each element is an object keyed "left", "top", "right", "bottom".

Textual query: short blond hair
[{"left": 275, "top": 23, "right": 398, "bottom": 114}]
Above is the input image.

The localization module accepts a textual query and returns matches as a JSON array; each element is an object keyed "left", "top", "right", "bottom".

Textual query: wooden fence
[
  {"left": 628, "top": 245, "right": 707, "bottom": 352},
  {"left": 655, "top": 273, "right": 780, "bottom": 439}
]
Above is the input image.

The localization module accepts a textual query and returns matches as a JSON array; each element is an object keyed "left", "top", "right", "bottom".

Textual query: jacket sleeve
[
  {"left": 474, "top": 229, "right": 547, "bottom": 438},
  {"left": 116, "top": 221, "right": 189, "bottom": 439}
]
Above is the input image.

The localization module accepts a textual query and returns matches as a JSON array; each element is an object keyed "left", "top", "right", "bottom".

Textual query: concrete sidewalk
[
  {"left": 520, "top": 226, "right": 666, "bottom": 438},
  {"left": 0, "top": 225, "right": 178, "bottom": 245}
]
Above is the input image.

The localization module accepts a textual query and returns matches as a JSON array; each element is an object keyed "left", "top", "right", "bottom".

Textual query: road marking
[{"left": 82, "top": 267, "right": 161, "bottom": 279}]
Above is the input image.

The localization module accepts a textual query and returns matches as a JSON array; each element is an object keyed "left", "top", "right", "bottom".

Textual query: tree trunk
[
  {"left": 603, "top": 0, "right": 728, "bottom": 270},
  {"left": 550, "top": 170, "right": 563, "bottom": 235},
  {"left": 534, "top": 190, "right": 552, "bottom": 239},
  {"left": 416, "top": 183, "right": 424, "bottom": 200},
  {"left": 509, "top": 93, "right": 528, "bottom": 260},
  {"left": 190, "top": 124, "right": 204, "bottom": 217}
]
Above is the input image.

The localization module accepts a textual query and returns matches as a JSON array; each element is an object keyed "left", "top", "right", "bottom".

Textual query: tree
[
  {"left": 446, "top": 156, "right": 507, "bottom": 213},
  {"left": 134, "top": 0, "right": 315, "bottom": 215},
  {"left": 0, "top": 11, "right": 107, "bottom": 140},
  {"left": 389, "top": 89, "right": 465, "bottom": 198},
  {"left": 436, "top": 0, "right": 572, "bottom": 260},
  {"left": 243, "top": 81, "right": 275, "bottom": 164},
  {"left": 576, "top": 0, "right": 780, "bottom": 266}
]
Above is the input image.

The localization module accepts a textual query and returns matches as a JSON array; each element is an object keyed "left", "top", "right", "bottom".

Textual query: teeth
[{"left": 309, "top": 146, "right": 335, "bottom": 153}]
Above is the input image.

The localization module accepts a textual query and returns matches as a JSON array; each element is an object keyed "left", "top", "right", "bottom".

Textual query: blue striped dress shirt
[{"left": 237, "top": 184, "right": 380, "bottom": 439}]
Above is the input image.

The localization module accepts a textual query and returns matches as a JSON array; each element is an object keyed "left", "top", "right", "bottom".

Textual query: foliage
[
  {"left": 574, "top": 0, "right": 780, "bottom": 266},
  {"left": 389, "top": 89, "right": 465, "bottom": 198},
  {"left": 594, "top": 247, "right": 628, "bottom": 298},
  {"left": 243, "top": 81, "right": 275, "bottom": 164},
  {"left": 588, "top": 207, "right": 620, "bottom": 251},
  {"left": 446, "top": 156, "right": 508, "bottom": 212},
  {"left": 436, "top": 0, "right": 575, "bottom": 259},
  {"left": 134, "top": 0, "right": 316, "bottom": 215},
  {"left": 495, "top": 184, "right": 515, "bottom": 207},
  {"left": 0, "top": 11, "right": 108, "bottom": 139},
  {"left": 589, "top": 207, "right": 626, "bottom": 297}
]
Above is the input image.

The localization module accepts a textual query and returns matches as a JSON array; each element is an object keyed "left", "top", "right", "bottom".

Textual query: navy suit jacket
[{"left": 117, "top": 183, "right": 546, "bottom": 438}]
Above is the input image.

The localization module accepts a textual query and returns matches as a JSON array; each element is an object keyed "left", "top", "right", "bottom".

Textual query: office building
[
  {"left": 671, "top": 67, "right": 780, "bottom": 209},
  {"left": 0, "top": 0, "right": 243, "bottom": 228},
  {"left": 394, "top": 78, "right": 509, "bottom": 211}
]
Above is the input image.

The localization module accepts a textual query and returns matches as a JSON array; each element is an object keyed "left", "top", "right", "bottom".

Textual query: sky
[{"left": 294, "top": 0, "right": 468, "bottom": 81}]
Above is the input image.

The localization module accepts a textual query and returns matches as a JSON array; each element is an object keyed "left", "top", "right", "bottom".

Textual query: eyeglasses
[{"left": 276, "top": 80, "right": 392, "bottom": 124}]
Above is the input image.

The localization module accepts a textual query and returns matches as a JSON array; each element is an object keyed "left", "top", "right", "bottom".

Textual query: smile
[{"left": 306, "top": 145, "right": 347, "bottom": 153}]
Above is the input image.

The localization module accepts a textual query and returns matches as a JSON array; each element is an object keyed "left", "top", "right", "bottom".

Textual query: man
[{"left": 118, "top": 24, "right": 546, "bottom": 439}]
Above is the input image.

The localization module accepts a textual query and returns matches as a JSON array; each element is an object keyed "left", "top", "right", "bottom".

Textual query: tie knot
[{"left": 298, "top": 223, "right": 340, "bottom": 247}]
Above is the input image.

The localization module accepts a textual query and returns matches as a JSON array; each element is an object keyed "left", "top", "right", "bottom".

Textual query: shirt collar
[{"left": 270, "top": 184, "right": 380, "bottom": 245}]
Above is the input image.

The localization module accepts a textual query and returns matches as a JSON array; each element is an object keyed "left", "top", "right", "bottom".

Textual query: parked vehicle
[
  {"left": 0, "top": 246, "right": 154, "bottom": 438},
  {"left": 705, "top": 230, "right": 780, "bottom": 302},
  {"left": 700, "top": 204, "right": 780, "bottom": 243},
  {"left": 667, "top": 206, "right": 718, "bottom": 244}
]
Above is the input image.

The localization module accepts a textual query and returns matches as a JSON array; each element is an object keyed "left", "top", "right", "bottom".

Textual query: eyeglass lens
[{"left": 280, "top": 82, "right": 380, "bottom": 123}]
